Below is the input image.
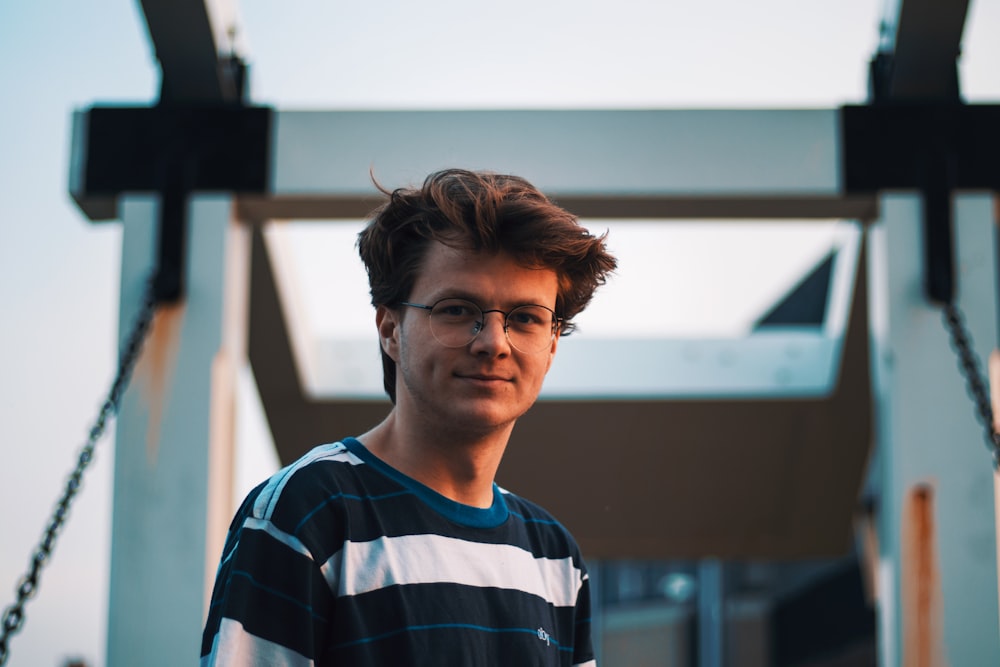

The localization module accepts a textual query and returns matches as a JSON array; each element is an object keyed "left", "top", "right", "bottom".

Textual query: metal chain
[
  {"left": 940, "top": 301, "right": 1000, "bottom": 467},
  {"left": 0, "top": 281, "right": 158, "bottom": 666}
]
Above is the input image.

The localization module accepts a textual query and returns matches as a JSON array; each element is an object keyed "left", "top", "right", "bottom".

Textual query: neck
[{"left": 358, "top": 410, "right": 514, "bottom": 508}]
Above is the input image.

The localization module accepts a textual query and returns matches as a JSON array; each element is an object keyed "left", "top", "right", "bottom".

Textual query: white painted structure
[
  {"left": 83, "top": 110, "right": 1000, "bottom": 664},
  {"left": 869, "top": 194, "right": 999, "bottom": 665},
  {"left": 109, "top": 195, "right": 248, "bottom": 666}
]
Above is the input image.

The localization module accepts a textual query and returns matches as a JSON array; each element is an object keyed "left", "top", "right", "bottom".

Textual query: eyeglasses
[{"left": 400, "top": 298, "right": 561, "bottom": 353}]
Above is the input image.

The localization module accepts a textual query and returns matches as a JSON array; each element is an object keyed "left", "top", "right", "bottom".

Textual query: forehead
[{"left": 412, "top": 242, "right": 559, "bottom": 306}]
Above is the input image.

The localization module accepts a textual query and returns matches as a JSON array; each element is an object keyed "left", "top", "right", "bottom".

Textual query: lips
[{"left": 457, "top": 372, "right": 512, "bottom": 382}]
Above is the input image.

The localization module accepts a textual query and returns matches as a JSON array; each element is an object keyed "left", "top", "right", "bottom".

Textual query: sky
[{"left": 1, "top": 0, "right": 998, "bottom": 665}]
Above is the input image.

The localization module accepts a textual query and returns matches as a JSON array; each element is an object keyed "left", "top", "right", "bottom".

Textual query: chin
[
  {"left": 470, "top": 403, "right": 536, "bottom": 431},
  {"left": 444, "top": 398, "right": 519, "bottom": 430}
]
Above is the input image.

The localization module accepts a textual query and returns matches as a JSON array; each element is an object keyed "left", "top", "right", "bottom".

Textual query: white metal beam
[
  {"left": 108, "top": 194, "right": 248, "bottom": 666},
  {"left": 869, "top": 192, "right": 1000, "bottom": 665},
  {"left": 298, "top": 225, "right": 862, "bottom": 399},
  {"left": 238, "top": 109, "right": 876, "bottom": 221}
]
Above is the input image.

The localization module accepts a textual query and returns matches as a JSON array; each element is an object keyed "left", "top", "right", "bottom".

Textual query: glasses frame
[{"left": 399, "top": 298, "right": 563, "bottom": 353}]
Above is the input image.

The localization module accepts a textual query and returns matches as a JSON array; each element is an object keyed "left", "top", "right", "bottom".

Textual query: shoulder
[
  {"left": 243, "top": 441, "right": 364, "bottom": 526},
  {"left": 500, "top": 487, "right": 567, "bottom": 532},
  {"left": 500, "top": 488, "right": 586, "bottom": 565}
]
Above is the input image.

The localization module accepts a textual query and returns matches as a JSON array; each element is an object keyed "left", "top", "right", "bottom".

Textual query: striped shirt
[{"left": 201, "top": 438, "right": 596, "bottom": 666}]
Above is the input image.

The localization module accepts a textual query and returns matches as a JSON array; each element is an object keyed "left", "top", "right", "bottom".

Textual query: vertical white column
[
  {"left": 869, "top": 193, "right": 1000, "bottom": 666},
  {"left": 107, "top": 194, "right": 249, "bottom": 666}
]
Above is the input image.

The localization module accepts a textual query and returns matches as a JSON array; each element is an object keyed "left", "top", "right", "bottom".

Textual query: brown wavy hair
[{"left": 357, "top": 168, "right": 617, "bottom": 402}]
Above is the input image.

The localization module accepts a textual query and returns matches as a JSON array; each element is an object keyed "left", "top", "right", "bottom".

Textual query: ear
[{"left": 376, "top": 304, "right": 401, "bottom": 362}]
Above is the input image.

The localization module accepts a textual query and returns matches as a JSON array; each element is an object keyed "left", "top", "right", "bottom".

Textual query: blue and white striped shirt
[{"left": 201, "top": 438, "right": 595, "bottom": 666}]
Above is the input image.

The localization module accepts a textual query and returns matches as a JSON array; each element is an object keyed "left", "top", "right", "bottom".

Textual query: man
[{"left": 201, "top": 169, "right": 617, "bottom": 666}]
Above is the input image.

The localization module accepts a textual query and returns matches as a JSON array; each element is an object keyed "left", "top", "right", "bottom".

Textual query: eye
[
  {"left": 508, "top": 306, "right": 550, "bottom": 328},
  {"left": 433, "top": 299, "right": 479, "bottom": 320}
]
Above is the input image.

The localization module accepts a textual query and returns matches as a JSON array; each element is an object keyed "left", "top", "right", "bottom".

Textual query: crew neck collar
[{"left": 342, "top": 437, "right": 509, "bottom": 529}]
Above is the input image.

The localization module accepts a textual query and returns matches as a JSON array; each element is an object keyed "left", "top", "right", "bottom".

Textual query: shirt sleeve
[
  {"left": 572, "top": 569, "right": 597, "bottom": 667},
  {"left": 201, "top": 487, "right": 336, "bottom": 666}
]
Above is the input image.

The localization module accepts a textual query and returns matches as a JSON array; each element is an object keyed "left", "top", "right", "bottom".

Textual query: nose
[
  {"left": 470, "top": 310, "right": 511, "bottom": 354},
  {"left": 473, "top": 309, "right": 509, "bottom": 334}
]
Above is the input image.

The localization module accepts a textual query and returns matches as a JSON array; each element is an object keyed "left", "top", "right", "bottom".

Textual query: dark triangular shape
[{"left": 754, "top": 252, "right": 835, "bottom": 329}]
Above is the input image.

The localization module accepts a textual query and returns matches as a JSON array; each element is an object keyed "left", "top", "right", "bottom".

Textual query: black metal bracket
[
  {"left": 152, "top": 147, "right": 191, "bottom": 303},
  {"left": 842, "top": 103, "right": 1000, "bottom": 305},
  {"left": 72, "top": 103, "right": 272, "bottom": 303}
]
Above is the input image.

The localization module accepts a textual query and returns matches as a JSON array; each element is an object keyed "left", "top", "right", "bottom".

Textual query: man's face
[{"left": 377, "top": 241, "right": 560, "bottom": 437}]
